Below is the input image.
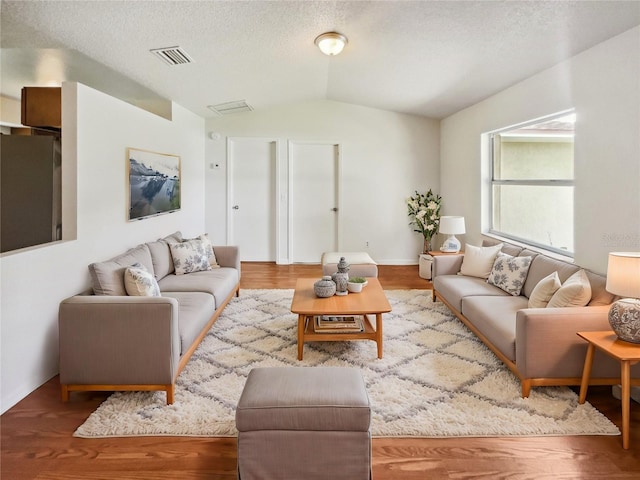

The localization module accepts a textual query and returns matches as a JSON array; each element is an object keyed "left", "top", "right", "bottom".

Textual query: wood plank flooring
[{"left": 2, "top": 263, "right": 639, "bottom": 479}]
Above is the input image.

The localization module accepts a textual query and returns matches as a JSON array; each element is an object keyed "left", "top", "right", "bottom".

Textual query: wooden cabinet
[{"left": 21, "top": 87, "right": 61, "bottom": 128}]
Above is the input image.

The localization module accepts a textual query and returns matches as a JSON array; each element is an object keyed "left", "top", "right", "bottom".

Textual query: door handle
[
  {"left": 232, "top": 205, "right": 240, "bottom": 210},
  {"left": 331, "top": 207, "right": 338, "bottom": 212}
]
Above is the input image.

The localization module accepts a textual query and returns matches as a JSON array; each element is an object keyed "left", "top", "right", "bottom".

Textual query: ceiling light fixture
[{"left": 314, "top": 32, "right": 348, "bottom": 56}]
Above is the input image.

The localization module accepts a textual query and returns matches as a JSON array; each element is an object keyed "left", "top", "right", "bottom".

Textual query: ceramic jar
[
  {"left": 331, "top": 256, "right": 350, "bottom": 296},
  {"left": 314, "top": 276, "right": 336, "bottom": 298},
  {"left": 609, "top": 299, "right": 640, "bottom": 343}
]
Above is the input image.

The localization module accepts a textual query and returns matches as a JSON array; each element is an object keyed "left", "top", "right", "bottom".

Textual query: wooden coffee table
[{"left": 291, "top": 277, "right": 392, "bottom": 360}]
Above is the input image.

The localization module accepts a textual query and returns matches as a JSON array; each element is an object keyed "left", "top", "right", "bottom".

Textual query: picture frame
[{"left": 127, "top": 148, "right": 181, "bottom": 221}]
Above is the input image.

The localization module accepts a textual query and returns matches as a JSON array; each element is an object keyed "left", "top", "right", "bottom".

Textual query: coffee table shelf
[
  {"left": 304, "top": 314, "right": 376, "bottom": 339},
  {"left": 291, "top": 278, "right": 391, "bottom": 360}
]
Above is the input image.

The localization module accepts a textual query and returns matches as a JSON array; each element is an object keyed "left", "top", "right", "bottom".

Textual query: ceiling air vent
[
  {"left": 207, "top": 100, "right": 254, "bottom": 116},
  {"left": 150, "top": 46, "right": 193, "bottom": 66}
]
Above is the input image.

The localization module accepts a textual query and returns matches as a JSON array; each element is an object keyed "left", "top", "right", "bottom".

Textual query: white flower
[{"left": 407, "top": 190, "right": 441, "bottom": 241}]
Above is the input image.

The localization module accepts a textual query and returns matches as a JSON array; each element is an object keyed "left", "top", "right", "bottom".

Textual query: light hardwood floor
[{"left": 2, "top": 263, "right": 639, "bottom": 479}]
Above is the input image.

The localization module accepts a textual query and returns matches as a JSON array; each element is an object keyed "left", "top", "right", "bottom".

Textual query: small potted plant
[{"left": 347, "top": 276, "right": 368, "bottom": 293}]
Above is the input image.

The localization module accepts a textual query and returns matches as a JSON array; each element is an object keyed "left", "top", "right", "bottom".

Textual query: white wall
[
  {"left": 205, "top": 100, "right": 440, "bottom": 264},
  {"left": 0, "top": 82, "right": 205, "bottom": 413},
  {"left": 440, "top": 26, "right": 640, "bottom": 274}
]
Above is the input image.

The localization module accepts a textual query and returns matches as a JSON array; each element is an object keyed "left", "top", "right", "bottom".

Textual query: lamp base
[
  {"left": 608, "top": 298, "right": 640, "bottom": 343},
  {"left": 440, "top": 235, "right": 461, "bottom": 253}
]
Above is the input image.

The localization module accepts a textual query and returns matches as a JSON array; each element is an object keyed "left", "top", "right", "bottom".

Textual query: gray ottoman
[{"left": 236, "top": 367, "right": 371, "bottom": 480}]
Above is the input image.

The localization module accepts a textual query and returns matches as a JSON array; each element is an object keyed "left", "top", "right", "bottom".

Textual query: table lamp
[
  {"left": 439, "top": 216, "right": 465, "bottom": 253},
  {"left": 605, "top": 252, "right": 640, "bottom": 343}
]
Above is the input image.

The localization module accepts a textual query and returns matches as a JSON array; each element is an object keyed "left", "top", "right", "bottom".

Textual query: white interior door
[
  {"left": 228, "top": 138, "right": 277, "bottom": 261},
  {"left": 290, "top": 142, "right": 339, "bottom": 263}
]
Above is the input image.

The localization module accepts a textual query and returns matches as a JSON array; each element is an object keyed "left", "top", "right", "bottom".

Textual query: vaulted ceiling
[{"left": 2, "top": 0, "right": 639, "bottom": 120}]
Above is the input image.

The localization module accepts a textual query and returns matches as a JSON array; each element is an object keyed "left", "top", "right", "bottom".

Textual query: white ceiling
[{"left": 2, "top": 0, "right": 639, "bottom": 120}]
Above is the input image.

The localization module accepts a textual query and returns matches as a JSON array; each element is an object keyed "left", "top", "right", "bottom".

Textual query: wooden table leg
[
  {"left": 297, "top": 314, "right": 305, "bottom": 360},
  {"left": 579, "top": 343, "right": 596, "bottom": 404},
  {"left": 375, "top": 313, "right": 383, "bottom": 359},
  {"left": 621, "top": 360, "right": 631, "bottom": 449}
]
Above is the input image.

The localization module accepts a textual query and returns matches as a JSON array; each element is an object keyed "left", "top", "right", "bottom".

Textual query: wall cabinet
[{"left": 21, "top": 87, "right": 61, "bottom": 128}]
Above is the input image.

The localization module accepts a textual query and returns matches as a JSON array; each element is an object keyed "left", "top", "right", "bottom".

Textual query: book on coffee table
[{"left": 314, "top": 315, "right": 364, "bottom": 333}]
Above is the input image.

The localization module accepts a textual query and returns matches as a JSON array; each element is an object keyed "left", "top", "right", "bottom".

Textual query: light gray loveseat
[
  {"left": 58, "top": 231, "right": 240, "bottom": 404},
  {"left": 433, "top": 239, "right": 640, "bottom": 397}
]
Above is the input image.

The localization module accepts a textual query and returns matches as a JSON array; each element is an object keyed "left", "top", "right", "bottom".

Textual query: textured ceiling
[{"left": 1, "top": 0, "right": 639, "bottom": 119}]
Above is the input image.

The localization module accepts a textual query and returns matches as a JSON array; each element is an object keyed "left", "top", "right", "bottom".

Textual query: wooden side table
[{"left": 577, "top": 331, "right": 640, "bottom": 449}]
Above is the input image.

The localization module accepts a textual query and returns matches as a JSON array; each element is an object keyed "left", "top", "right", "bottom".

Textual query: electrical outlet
[{"left": 365, "top": 241, "right": 369, "bottom": 248}]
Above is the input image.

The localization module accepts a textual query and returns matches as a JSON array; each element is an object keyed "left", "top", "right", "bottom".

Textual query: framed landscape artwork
[{"left": 127, "top": 148, "right": 181, "bottom": 221}]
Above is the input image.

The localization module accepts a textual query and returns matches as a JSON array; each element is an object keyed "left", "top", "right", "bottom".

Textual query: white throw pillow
[
  {"left": 459, "top": 243, "right": 504, "bottom": 279},
  {"left": 528, "top": 271, "right": 561, "bottom": 308},
  {"left": 198, "top": 233, "right": 220, "bottom": 268},
  {"left": 547, "top": 269, "right": 592, "bottom": 308},
  {"left": 169, "top": 239, "right": 213, "bottom": 275},
  {"left": 124, "top": 263, "right": 161, "bottom": 297},
  {"left": 487, "top": 252, "right": 532, "bottom": 296}
]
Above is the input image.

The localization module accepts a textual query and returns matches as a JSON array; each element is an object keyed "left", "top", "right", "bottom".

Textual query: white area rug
[{"left": 74, "top": 289, "right": 619, "bottom": 438}]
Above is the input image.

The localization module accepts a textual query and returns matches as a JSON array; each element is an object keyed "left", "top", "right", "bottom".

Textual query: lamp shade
[
  {"left": 606, "top": 252, "right": 640, "bottom": 298},
  {"left": 439, "top": 216, "right": 466, "bottom": 235},
  {"left": 314, "top": 32, "right": 348, "bottom": 56}
]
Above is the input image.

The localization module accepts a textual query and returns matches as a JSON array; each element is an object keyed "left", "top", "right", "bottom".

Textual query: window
[{"left": 490, "top": 112, "right": 575, "bottom": 255}]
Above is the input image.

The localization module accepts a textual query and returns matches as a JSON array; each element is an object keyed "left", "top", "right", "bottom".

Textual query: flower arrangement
[{"left": 407, "top": 189, "right": 442, "bottom": 253}]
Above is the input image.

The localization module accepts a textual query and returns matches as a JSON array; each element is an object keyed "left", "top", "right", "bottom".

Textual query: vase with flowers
[{"left": 407, "top": 189, "right": 442, "bottom": 254}]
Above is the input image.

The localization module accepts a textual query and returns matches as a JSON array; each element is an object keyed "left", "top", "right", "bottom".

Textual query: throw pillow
[
  {"left": 182, "top": 233, "right": 220, "bottom": 268},
  {"left": 528, "top": 271, "right": 561, "bottom": 308},
  {"left": 459, "top": 243, "right": 504, "bottom": 279},
  {"left": 88, "top": 244, "right": 154, "bottom": 296},
  {"left": 124, "top": 263, "right": 161, "bottom": 297},
  {"left": 487, "top": 252, "right": 532, "bottom": 296},
  {"left": 547, "top": 269, "right": 592, "bottom": 308},
  {"left": 169, "top": 238, "right": 213, "bottom": 275},
  {"left": 198, "top": 233, "right": 220, "bottom": 268}
]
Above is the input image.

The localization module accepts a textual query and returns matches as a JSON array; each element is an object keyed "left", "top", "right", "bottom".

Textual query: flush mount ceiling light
[{"left": 314, "top": 32, "right": 348, "bottom": 56}]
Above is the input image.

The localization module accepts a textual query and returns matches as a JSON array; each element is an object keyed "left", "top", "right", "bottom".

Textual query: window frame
[{"left": 488, "top": 111, "right": 575, "bottom": 257}]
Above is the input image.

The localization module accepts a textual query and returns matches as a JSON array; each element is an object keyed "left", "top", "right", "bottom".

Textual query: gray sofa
[
  {"left": 433, "top": 240, "right": 640, "bottom": 397},
  {"left": 58, "top": 231, "right": 240, "bottom": 404}
]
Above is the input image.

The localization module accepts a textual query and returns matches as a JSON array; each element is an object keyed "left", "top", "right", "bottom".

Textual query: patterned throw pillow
[
  {"left": 124, "top": 263, "right": 161, "bottom": 297},
  {"left": 487, "top": 252, "right": 533, "bottom": 296},
  {"left": 197, "top": 233, "right": 220, "bottom": 268},
  {"left": 182, "top": 233, "right": 220, "bottom": 268},
  {"left": 169, "top": 239, "right": 213, "bottom": 275}
]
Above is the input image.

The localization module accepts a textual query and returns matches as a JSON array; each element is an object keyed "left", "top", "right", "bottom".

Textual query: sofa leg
[
  {"left": 166, "top": 385, "right": 175, "bottom": 405},
  {"left": 521, "top": 381, "right": 532, "bottom": 398},
  {"left": 61, "top": 385, "right": 69, "bottom": 402}
]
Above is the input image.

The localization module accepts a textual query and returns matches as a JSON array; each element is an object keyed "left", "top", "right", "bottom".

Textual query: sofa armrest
[
  {"left": 515, "top": 305, "right": 615, "bottom": 379},
  {"left": 213, "top": 245, "right": 240, "bottom": 273},
  {"left": 58, "top": 295, "right": 181, "bottom": 385},
  {"left": 432, "top": 254, "right": 464, "bottom": 277}
]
